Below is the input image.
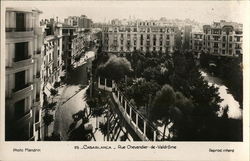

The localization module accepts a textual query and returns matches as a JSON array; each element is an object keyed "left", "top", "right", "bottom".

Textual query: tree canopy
[{"left": 97, "top": 55, "right": 132, "bottom": 81}]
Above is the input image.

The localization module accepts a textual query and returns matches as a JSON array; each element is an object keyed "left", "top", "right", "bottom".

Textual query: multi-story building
[
  {"left": 42, "top": 19, "right": 63, "bottom": 91},
  {"left": 190, "top": 20, "right": 243, "bottom": 57},
  {"left": 62, "top": 24, "right": 77, "bottom": 70},
  {"left": 78, "top": 15, "right": 93, "bottom": 29},
  {"left": 72, "top": 30, "right": 87, "bottom": 60},
  {"left": 102, "top": 20, "right": 176, "bottom": 54},
  {"left": 64, "top": 16, "right": 78, "bottom": 27},
  {"left": 5, "top": 7, "right": 43, "bottom": 141},
  {"left": 64, "top": 15, "right": 93, "bottom": 29}
]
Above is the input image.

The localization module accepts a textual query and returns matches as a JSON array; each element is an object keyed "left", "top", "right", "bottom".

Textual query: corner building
[
  {"left": 5, "top": 7, "right": 43, "bottom": 141},
  {"left": 190, "top": 20, "right": 243, "bottom": 57}
]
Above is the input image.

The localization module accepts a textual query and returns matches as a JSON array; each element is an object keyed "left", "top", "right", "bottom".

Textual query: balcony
[
  {"left": 16, "top": 110, "right": 32, "bottom": 126},
  {"left": 6, "top": 28, "right": 34, "bottom": 38},
  {"left": 36, "top": 72, "right": 41, "bottom": 78},
  {"left": 12, "top": 56, "right": 33, "bottom": 68},
  {"left": 35, "top": 50, "right": 41, "bottom": 55},
  {"left": 6, "top": 27, "right": 33, "bottom": 32},
  {"left": 12, "top": 83, "right": 33, "bottom": 99}
]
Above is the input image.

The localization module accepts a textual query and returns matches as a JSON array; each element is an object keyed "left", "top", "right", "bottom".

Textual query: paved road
[
  {"left": 53, "top": 49, "right": 100, "bottom": 141},
  {"left": 200, "top": 70, "right": 242, "bottom": 119}
]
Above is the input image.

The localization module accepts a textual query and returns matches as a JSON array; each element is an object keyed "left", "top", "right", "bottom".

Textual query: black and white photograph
[
  {"left": 1, "top": 0, "right": 249, "bottom": 160},
  {"left": 1, "top": 0, "right": 247, "bottom": 143}
]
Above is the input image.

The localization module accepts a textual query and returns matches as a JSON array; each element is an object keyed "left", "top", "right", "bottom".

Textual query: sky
[{"left": 2, "top": 1, "right": 248, "bottom": 24}]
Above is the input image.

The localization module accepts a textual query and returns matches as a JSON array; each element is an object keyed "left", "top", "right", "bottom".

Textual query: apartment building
[
  {"left": 64, "top": 15, "right": 93, "bottom": 29},
  {"left": 42, "top": 19, "right": 63, "bottom": 95},
  {"left": 101, "top": 20, "right": 176, "bottom": 54},
  {"left": 78, "top": 15, "right": 93, "bottom": 29},
  {"left": 190, "top": 20, "right": 243, "bottom": 57},
  {"left": 72, "top": 30, "right": 87, "bottom": 60},
  {"left": 5, "top": 7, "right": 43, "bottom": 141},
  {"left": 62, "top": 24, "right": 77, "bottom": 70}
]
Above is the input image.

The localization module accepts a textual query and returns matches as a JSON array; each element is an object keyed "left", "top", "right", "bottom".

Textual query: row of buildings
[
  {"left": 101, "top": 19, "right": 243, "bottom": 57},
  {"left": 5, "top": 8, "right": 92, "bottom": 141}
]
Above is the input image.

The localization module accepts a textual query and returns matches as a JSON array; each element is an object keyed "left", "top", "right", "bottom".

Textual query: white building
[
  {"left": 5, "top": 7, "right": 43, "bottom": 140},
  {"left": 190, "top": 20, "right": 243, "bottom": 57},
  {"left": 102, "top": 20, "right": 176, "bottom": 55}
]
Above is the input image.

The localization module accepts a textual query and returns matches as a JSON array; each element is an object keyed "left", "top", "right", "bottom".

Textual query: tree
[
  {"left": 50, "top": 88, "right": 58, "bottom": 102},
  {"left": 151, "top": 84, "right": 176, "bottom": 140},
  {"left": 151, "top": 84, "right": 194, "bottom": 140},
  {"left": 97, "top": 55, "right": 133, "bottom": 81},
  {"left": 43, "top": 100, "right": 57, "bottom": 139}
]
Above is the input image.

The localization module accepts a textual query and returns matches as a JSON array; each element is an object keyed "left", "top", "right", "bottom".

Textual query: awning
[
  {"left": 44, "top": 87, "right": 51, "bottom": 96},
  {"left": 44, "top": 83, "right": 53, "bottom": 96}
]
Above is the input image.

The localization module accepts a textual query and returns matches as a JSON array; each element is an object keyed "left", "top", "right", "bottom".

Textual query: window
[
  {"left": 222, "top": 43, "right": 226, "bottom": 48},
  {"left": 121, "top": 46, "right": 123, "bottom": 51},
  {"left": 14, "top": 70, "right": 26, "bottom": 91},
  {"left": 223, "top": 36, "right": 226, "bottom": 41},
  {"left": 147, "top": 34, "right": 150, "bottom": 39},
  {"left": 222, "top": 50, "right": 225, "bottom": 54},
  {"left": 140, "top": 47, "right": 143, "bottom": 51},
  {"left": 14, "top": 99, "right": 25, "bottom": 120},
  {"left": 35, "top": 109, "right": 40, "bottom": 123},
  {"left": 229, "top": 36, "right": 232, "bottom": 41},
  {"left": 153, "top": 47, "right": 156, "bottom": 51},
  {"left": 134, "top": 47, "right": 136, "bottom": 51},
  {"left": 16, "top": 12, "right": 25, "bottom": 31},
  {"left": 15, "top": 42, "right": 28, "bottom": 62},
  {"left": 166, "top": 35, "right": 169, "bottom": 40},
  {"left": 160, "top": 41, "right": 162, "bottom": 46},
  {"left": 153, "top": 41, "right": 156, "bottom": 46},
  {"left": 134, "top": 41, "right": 136, "bottom": 45}
]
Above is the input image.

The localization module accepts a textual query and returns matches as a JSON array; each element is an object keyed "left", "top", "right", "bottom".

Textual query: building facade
[
  {"left": 62, "top": 24, "right": 77, "bottom": 70},
  {"left": 101, "top": 20, "right": 176, "bottom": 54},
  {"left": 64, "top": 15, "right": 93, "bottom": 29},
  {"left": 190, "top": 20, "right": 243, "bottom": 57},
  {"left": 42, "top": 19, "right": 63, "bottom": 88},
  {"left": 5, "top": 7, "right": 43, "bottom": 141}
]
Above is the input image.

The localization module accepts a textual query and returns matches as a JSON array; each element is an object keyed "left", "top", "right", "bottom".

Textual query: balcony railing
[
  {"left": 16, "top": 110, "right": 32, "bottom": 125},
  {"left": 13, "top": 55, "right": 31, "bottom": 62},
  {"left": 6, "top": 27, "right": 33, "bottom": 32},
  {"left": 11, "top": 83, "right": 33, "bottom": 100},
  {"left": 36, "top": 72, "right": 41, "bottom": 78},
  {"left": 13, "top": 83, "right": 30, "bottom": 93}
]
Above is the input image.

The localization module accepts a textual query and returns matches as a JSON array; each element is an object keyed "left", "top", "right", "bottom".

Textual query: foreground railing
[
  {"left": 98, "top": 77, "right": 164, "bottom": 141},
  {"left": 112, "top": 84, "right": 164, "bottom": 141}
]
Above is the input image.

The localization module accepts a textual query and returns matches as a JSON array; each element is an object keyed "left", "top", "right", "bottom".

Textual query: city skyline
[{"left": 3, "top": 1, "right": 247, "bottom": 24}]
